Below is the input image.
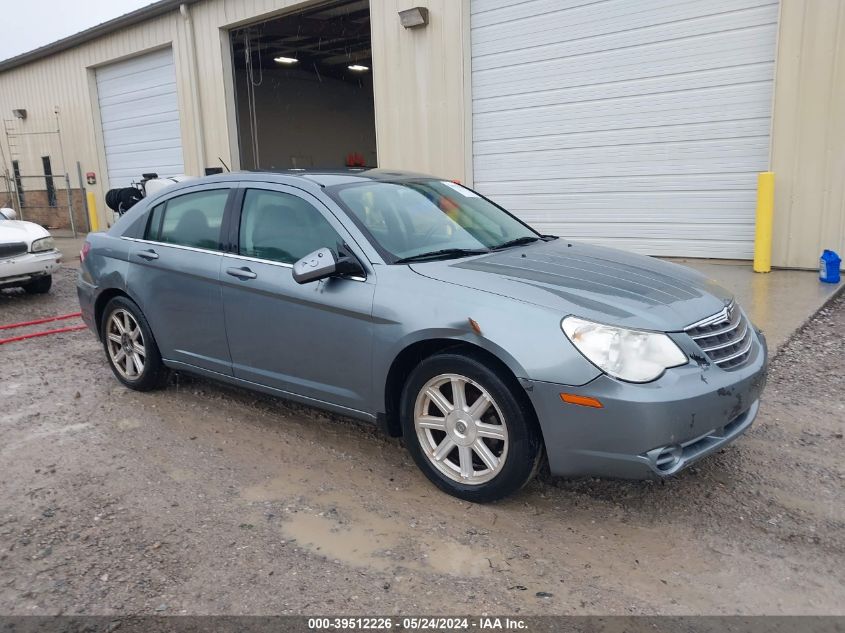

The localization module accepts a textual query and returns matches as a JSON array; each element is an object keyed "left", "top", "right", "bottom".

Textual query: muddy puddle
[{"left": 243, "top": 476, "right": 501, "bottom": 577}]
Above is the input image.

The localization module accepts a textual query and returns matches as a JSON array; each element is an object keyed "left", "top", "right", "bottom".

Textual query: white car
[{"left": 0, "top": 208, "right": 62, "bottom": 294}]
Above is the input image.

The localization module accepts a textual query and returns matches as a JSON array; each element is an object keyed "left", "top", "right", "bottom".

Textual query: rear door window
[{"left": 146, "top": 189, "right": 229, "bottom": 251}]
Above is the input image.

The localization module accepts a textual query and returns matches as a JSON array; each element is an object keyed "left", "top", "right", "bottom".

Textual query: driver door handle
[
  {"left": 137, "top": 249, "right": 159, "bottom": 261},
  {"left": 226, "top": 266, "right": 257, "bottom": 280}
]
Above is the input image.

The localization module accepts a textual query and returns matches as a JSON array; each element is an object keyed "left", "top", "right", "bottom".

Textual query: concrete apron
[{"left": 673, "top": 258, "right": 843, "bottom": 353}]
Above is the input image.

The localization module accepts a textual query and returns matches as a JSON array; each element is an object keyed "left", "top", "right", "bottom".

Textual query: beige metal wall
[
  {"left": 0, "top": 0, "right": 471, "bottom": 229},
  {"left": 0, "top": 11, "right": 184, "bottom": 227},
  {"left": 370, "top": 0, "right": 471, "bottom": 183},
  {"left": 770, "top": 0, "right": 845, "bottom": 269}
]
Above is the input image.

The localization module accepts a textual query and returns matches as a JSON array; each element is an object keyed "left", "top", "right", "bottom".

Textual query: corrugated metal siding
[
  {"left": 0, "top": 1, "right": 312, "bottom": 225},
  {"left": 96, "top": 47, "right": 185, "bottom": 186},
  {"left": 0, "top": 0, "right": 473, "bottom": 228},
  {"left": 0, "top": 10, "right": 185, "bottom": 224},
  {"left": 470, "top": 0, "right": 780, "bottom": 258},
  {"left": 770, "top": 0, "right": 845, "bottom": 269}
]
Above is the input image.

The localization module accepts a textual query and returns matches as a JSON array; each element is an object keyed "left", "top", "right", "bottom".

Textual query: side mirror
[
  {"left": 292, "top": 247, "right": 364, "bottom": 284},
  {"left": 0, "top": 208, "right": 17, "bottom": 220}
]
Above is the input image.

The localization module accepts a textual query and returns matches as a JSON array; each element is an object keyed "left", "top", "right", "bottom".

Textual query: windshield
[{"left": 331, "top": 180, "right": 540, "bottom": 262}]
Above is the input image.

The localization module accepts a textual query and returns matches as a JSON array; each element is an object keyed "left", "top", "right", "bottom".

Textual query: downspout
[{"left": 180, "top": 3, "right": 206, "bottom": 175}]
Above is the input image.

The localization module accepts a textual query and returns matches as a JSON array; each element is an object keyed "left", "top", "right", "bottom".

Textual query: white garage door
[
  {"left": 470, "top": 0, "right": 779, "bottom": 258},
  {"left": 96, "top": 47, "right": 184, "bottom": 188}
]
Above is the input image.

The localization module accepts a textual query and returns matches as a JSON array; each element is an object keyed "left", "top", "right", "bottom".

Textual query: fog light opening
[{"left": 655, "top": 445, "right": 683, "bottom": 471}]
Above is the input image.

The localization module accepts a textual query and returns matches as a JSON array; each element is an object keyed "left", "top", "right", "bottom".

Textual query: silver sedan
[{"left": 78, "top": 170, "right": 767, "bottom": 501}]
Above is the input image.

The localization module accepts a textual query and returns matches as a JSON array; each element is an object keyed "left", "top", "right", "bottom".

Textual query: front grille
[
  {"left": 685, "top": 302, "right": 753, "bottom": 370},
  {"left": 0, "top": 242, "right": 27, "bottom": 259}
]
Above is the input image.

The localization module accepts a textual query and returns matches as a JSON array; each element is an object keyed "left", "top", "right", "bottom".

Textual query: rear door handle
[
  {"left": 226, "top": 266, "right": 257, "bottom": 280},
  {"left": 137, "top": 249, "right": 159, "bottom": 261}
]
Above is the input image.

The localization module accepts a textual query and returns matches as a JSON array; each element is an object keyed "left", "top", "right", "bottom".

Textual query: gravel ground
[{"left": 0, "top": 266, "right": 843, "bottom": 615}]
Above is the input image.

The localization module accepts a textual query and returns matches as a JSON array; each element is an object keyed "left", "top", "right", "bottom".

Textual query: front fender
[{"left": 369, "top": 266, "right": 601, "bottom": 415}]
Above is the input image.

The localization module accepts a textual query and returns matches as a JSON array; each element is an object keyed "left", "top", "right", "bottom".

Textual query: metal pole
[
  {"left": 10, "top": 171, "right": 22, "bottom": 221},
  {"left": 55, "top": 109, "right": 68, "bottom": 178},
  {"left": 76, "top": 161, "right": 91, "bottom": 233},
  {"left": 65, "top": 174, "right": 77, "bottom": 238},
  {"left": 0, "top": 129, "right": 11, "bottom": 209},
  {"left": 0, "top": 173, "right": 10, "bottom": 208},
  {"left": 1, "top": 120, "right": 21, "bottom": 219}
]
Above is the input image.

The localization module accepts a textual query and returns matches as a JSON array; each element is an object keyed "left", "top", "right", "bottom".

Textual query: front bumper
[
  {"left": 0, "top": 249, "right": 62, "bottom": 288},
  {"left": 528, "top": 329, "right": 768, "bottom": 479}
]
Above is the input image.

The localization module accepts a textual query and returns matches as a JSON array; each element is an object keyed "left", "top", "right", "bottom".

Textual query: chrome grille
[
  {"left": 0, "top": 241, "right": 27, "bottom": 259},
  {"left": 685, "top": 303, "right": 753, "bottom": 370}
]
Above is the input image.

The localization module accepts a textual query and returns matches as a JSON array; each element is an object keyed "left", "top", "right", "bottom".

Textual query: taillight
[{"left": 80, "top": 241, "right": 91, "bottom": 263}]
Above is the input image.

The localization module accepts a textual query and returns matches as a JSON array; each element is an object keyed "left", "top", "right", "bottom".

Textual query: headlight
[
  {"left": 561, "top": 316, "right": 687, "bottom": 383},
  {"left": 31, "top": 237, "right": 55, "bottom": 253}
]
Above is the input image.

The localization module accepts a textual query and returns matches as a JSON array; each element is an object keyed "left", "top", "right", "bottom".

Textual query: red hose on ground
[
  {"left": 0, "top": 324, "right": 88, "bottom": 345},
  {"left": 0, "top": 311, "right": 82, "bottom": 331}
]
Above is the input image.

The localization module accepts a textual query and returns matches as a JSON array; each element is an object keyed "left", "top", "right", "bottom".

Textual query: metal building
[{"left": 0, "top": 0, "right": 842, "bottom": 269}]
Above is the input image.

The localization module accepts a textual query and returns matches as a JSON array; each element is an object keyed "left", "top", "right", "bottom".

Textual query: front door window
[{"left": 239, "top": 189, "right": 342, "bottom": 263}]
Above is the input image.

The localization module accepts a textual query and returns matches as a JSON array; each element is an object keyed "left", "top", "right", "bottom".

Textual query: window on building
[
  {"left": 145, "top": 189, "right": 228, "bottom": 251},
  {"left": 11, "top": 160, "right": 24, "bottom": 207},
  {"left": 42, "top": 156, "right": 57, "bottom": 207}
]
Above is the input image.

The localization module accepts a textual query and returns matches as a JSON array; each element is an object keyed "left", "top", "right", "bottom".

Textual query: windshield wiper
[
  {"left": 394, "top": 248, "right": 489, "bottom": 264},
  {"left": 491, "top": 236, "right": 543, "bottom": 250}
]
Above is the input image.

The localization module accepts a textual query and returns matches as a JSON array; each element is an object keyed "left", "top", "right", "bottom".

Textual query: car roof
[{"left": 175, "top": 168, "right": 439, "bottom": 189}]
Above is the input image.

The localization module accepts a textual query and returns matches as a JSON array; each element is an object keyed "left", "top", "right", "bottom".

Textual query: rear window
[{"left": 145, "top": 190, "right": 228, "bottom": 251}]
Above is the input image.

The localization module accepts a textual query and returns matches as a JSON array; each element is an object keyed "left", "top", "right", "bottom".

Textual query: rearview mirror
[{"left": 292, "top": 247, "right": 364, "bottom": 284}]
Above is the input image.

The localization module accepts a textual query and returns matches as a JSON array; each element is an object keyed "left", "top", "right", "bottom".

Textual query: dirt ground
[{"left": 1, "top": 265, "right": 843, "bottom": 616}]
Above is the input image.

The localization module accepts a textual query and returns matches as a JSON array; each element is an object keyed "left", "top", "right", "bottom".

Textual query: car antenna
[{"left": 218, "top": 157, "right": 231, "bottom": 172}]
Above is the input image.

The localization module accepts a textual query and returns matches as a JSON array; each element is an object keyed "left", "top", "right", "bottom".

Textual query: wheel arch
[
  {"left": 93, "top": 288, "right": 134, "bottom": 340},
  {"left": 380, "top": 337, "right": 539, "bottom": 439}
]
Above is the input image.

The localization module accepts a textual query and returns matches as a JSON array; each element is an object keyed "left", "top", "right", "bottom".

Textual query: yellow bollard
[
  {"left": 753, "top": 171, "right": 774, "bottom": 273},
  {"left": 86, "top": 191, "right": 100, "bottom": 233}
]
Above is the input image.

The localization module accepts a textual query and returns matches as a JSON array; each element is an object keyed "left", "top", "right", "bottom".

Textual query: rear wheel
[
  {"left": 23, "top": 275, "right": 51, "bottom": 294},
  {"left": 400, "top": 352, "right": 542, "bottom": 502},
  {"left": 101, "top": 296, "right": 169, "bottom": 391}
]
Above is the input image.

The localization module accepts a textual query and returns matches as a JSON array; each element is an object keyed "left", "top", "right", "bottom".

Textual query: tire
[
  {"left": 100, "top": 296, "right": 170, "bottom": 391},
  {"left": 23, "top": 275, "right": 51, "bottom": 294},
  {"left": 400, "top": 351, "right": 543, "bottom": 502}
]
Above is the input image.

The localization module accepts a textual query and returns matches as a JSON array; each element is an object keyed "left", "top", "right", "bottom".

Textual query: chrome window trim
[
  {"left": 121, "top": 236, "right": 220, "bottom": 255},
  {"left": 223, "top": 250, "right": 293, "bottom": 269},
  {"left": 224, "top": 252, "right": 367, "bottom": 282},
  {"left": 121, "top": 237, "right": 367, "bottom": 282}
]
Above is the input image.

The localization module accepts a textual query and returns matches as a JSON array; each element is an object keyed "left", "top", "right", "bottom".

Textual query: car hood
[
  {"left": 409, "top": 239, "right": 733, "bottom": 331},
  {"left": 0, "top": 220, "right": 49, "bottom": 245}
]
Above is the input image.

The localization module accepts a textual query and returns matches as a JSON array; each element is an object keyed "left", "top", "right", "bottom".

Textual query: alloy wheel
[
  {"left": 105, "top": 308, "right": 146, "bottom": 381},
  {"left": 413, "top": 373, "right": 509, "bottom": 485}
]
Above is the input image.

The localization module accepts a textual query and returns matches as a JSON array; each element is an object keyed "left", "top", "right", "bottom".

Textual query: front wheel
[{"left": 400, "top": 352, "right": 542, "bottom": 502}]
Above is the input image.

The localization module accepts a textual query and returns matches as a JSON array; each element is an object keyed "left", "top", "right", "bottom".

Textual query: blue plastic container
[{"left": 819, "top": 249, "right": 841, "bottom": 284}]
